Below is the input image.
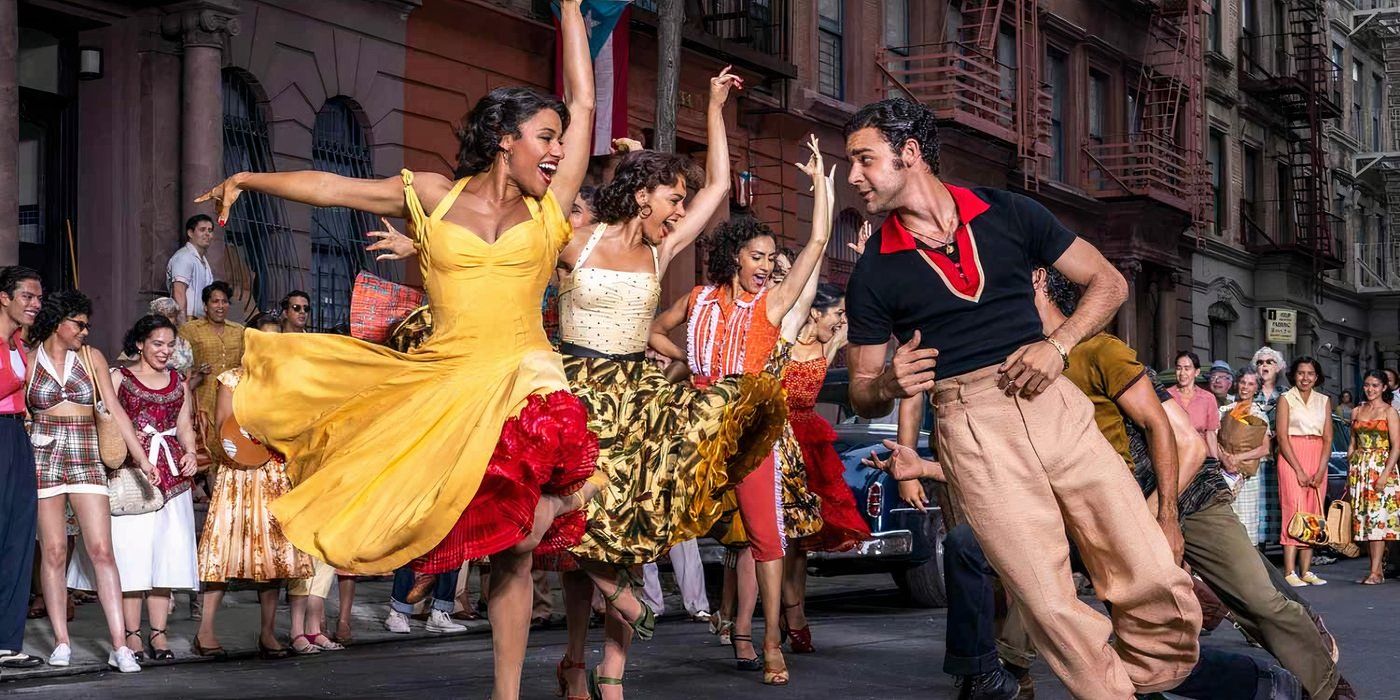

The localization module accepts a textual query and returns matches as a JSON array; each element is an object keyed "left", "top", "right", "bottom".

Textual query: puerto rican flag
[{"left": 554, "top": 1, "right": 631, "bottom": 156}]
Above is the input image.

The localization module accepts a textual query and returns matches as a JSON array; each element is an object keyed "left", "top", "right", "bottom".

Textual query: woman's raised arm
[
  {"left": 197, "top": 172, "right": 407, "bottom": 225},
  {"left": 548, "top": 0, "right": 596, "bottom": 207}
]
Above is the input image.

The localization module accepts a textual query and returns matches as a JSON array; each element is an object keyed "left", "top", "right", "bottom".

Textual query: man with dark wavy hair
[
  {"left": 841, "top": 97, "right": 1201, "bottom": 698},
  {"left": 0, "top": 266, "right": 44, "bottom": 669}
]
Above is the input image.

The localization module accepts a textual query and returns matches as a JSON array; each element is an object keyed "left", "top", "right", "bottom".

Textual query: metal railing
[
  {"left": 1237, "top": 34, "right": 1341, "bottom": 107},
  {"left": 1355, "top": 241, "right": 1400, "bottom": 289},
  {"left": 1082, "top": 133, "right": 1190, "bottom": 208},
  {"left": 879, "top": 41, "right": 1049, "bottom": 149},
  {"left": 699, "top": 0, "right": 785, "bottom": 59}
]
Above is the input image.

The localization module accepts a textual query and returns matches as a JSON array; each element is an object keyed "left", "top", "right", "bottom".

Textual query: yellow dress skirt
[{"left": 231, "top": 172, "right": 597, "bottom": 575}]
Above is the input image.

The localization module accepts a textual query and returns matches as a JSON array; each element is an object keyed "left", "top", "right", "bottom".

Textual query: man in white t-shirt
[{"left": 166, "top": 214, "right": 216, "bottom": 324}]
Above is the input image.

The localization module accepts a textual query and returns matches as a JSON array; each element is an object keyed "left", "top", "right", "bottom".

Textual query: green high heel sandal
[
  {"left": 587, "top": 667, "right": 623, "bottom": 700},
  {"left": 602, "top": 571, "right": 656, "bottom": 641}
]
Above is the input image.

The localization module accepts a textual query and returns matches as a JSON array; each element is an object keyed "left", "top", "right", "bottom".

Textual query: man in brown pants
[{"left": 843, "top": 98, "right": 1201, "bottom": 699}]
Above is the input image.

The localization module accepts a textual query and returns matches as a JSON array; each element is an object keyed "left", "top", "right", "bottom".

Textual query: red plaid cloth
[{"left": 350, "top": 271, "right": 426, "bottom": 344}]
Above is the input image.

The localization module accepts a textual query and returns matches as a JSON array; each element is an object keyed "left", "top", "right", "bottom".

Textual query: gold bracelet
[{"left": 1044, "top": 336, "right": 1070, "bottom": 371}]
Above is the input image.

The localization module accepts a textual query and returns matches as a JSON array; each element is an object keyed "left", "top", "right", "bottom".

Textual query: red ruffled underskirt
[
  {"left": 789, "top": 410, "right": 872, "bottom": 553},
  {"left": 413, "top": 391, "right": 599, "bottom": 574}
]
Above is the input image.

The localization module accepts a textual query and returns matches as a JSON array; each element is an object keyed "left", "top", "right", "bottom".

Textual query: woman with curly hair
[
  {"left": 543, "top": 67, "right": 790, "bottom": 698},
  {"left": 67, "top": 314, "right": 200, "bottom": 662},
  {"left": 778, "top": 282, "right": 871, "bottom": 653},
  {"left": 192, "top": 3, "right": 598, "bottom": 696},
  {"left": 26, "top": 290, "right": 151, "bottom": 672},
  {"left": 649, "top": 135, "right": 835, "bottom": 686}
]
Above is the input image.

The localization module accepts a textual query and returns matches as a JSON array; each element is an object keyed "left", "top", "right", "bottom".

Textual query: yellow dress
[{"left": 233, "top": 171, "right": 594, "bottom": 574}]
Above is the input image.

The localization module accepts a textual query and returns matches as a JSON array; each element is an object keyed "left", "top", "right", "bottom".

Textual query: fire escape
[
  {"left": 875, "top": 0, "right": 1050, "bottom": 190},
  {"left": 1083, "top": 0, "right": 1210, "bottom": 243},
  {"left": 1238, "top": 0, "right": 1343, "bottom": 295},
  {"left": 1351, "top": 4, "right": 1400, "bottom": 292}
]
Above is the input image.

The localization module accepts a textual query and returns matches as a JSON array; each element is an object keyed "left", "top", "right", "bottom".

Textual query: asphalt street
[{"left": 4, "top": 558, "right": 1397, "bottom": 699}]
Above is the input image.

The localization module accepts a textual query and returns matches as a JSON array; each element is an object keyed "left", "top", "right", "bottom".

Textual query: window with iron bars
[
  {"left": 222, "top": 69, "right": 301, "bottom": 318},
  {"left": 310, "top": 98, "right": 396, "bottom": 334},
  {"left": 818, "top": 0, "right": 843, "bottom": 99},
  {"left": 635, "top": 1, "right": 785, "bottom": 59}
]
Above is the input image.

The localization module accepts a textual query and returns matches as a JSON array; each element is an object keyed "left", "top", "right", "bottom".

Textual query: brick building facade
[{"left": 6, "top": 0, "right": 1396, "bottom": 393}]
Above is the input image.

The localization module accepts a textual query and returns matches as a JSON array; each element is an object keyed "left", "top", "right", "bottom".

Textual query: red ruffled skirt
[
  {"left": 414, "top": 391, "right": 599, "bottom": 574},
  {"left": 789, "top": 410, "right": 871, "bottom": 553}
]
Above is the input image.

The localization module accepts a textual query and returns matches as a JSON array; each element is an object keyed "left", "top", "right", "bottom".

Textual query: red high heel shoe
[
  {"left": 780, "top": 602, "right": 814, "bottom": 653},
  {"left": 556, "top": 656, "right": 588, "bottom": 700}
]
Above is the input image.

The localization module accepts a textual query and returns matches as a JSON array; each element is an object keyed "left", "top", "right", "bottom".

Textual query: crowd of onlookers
[{"left": 1168, "top": 348, "right": 1399, "bottom": 587}]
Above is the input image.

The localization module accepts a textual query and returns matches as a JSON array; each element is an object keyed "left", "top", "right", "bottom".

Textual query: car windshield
[{"left": 1331, "top": 416, "right": 1350, "bottom": 453}]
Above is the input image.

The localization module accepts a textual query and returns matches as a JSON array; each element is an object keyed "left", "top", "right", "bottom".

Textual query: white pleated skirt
[{"left": 68, "top": 490, "right": 199, "bottom": 592}]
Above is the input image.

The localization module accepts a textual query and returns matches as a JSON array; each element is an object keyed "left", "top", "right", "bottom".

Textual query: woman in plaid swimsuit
[{"left": 26, "top": 290, "right": 154, "bottom": 673}]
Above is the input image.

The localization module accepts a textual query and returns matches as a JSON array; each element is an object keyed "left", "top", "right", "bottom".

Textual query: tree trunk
[{"left": 654, "top": 0, "right": 684, "bottom": 153}]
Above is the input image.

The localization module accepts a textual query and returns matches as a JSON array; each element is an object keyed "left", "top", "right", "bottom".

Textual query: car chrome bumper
[
  {"left": 808, "top": 530, "right": 914, "bottom": 560},
  {"left": 694, "top": 530, "right": 916, "bottom": 565}
]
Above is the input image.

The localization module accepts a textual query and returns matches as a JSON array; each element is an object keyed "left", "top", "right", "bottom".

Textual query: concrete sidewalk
[
  {"left": 8, "top": 577, "right": 497, "bottom": 682},
  {"left": 4, "top": 560, "right": 776, "bottom": 683}
]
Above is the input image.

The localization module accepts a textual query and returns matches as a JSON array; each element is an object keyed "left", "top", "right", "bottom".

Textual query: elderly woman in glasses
[{"left": 1250, "top": 346, "right": 1288, "bottom": 548}]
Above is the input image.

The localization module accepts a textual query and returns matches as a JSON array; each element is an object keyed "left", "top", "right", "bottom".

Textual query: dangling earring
[{"left": 638, "top": 204, "right": 653, "bottom": 220}]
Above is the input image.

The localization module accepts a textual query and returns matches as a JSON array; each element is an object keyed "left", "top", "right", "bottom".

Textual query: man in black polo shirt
[{"left": 842, "top": 98, "right": 1201, "bottom": 698}]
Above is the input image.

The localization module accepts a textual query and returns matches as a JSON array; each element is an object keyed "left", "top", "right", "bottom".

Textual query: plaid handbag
[{"left": 350, "top": 271, "right": 426, "bottom": 344}]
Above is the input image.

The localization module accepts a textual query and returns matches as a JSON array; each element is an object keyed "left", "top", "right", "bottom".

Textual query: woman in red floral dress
[{"left": 781, "top": 283, "right": 870, "bottom": 653}]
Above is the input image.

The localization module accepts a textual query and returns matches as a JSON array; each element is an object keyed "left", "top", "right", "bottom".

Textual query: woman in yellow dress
[{"left": 192, "top": 3, "right": 596, "bottom": 696}]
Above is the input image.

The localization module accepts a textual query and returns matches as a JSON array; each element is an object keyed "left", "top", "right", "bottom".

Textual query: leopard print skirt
[{"left": 564, "top": 356, "right": 787, "bottom": 565}]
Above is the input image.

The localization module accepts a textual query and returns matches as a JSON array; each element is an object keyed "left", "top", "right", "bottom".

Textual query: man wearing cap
[{"left": 1208, "top": 361, "right": 1235, "bottom": 406}]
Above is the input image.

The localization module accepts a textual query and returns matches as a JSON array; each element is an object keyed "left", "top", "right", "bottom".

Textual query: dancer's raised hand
[
  {"left": 710, "top": 65, "right": 744, "bottom": 106},
  {"left": 848, "top": 220, "right": 872, "bottom": 256},
  {"left": 195, "top": 175, "right": 247, "bottom": 227},
  {"left": 366, "top": 217, "right": 417, "bottom": 261},
  {"left": 611, "top": 137, "right": 645, "bottom": 154}
]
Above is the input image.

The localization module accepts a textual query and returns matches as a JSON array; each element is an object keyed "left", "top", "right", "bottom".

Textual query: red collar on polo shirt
[{"left": 879, "top": 183, "right": 992, "bottom": 255}]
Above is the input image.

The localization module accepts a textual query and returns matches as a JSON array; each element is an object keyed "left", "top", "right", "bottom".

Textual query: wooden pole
[
  {"left": 654, "top": 0, "right": 684, "bottom": 153},
  {"left": 65, "top": 219, "right": 79, "bottom": 288}
]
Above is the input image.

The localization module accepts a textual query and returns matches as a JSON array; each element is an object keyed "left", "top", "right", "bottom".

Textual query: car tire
[{"left": 893, "top": 509, "right": 947, "bottom": 608}]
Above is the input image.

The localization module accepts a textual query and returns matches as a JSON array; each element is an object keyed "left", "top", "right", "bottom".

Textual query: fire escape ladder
[
  {"left": 959, "top": 0, "right": 1006, "bottom": 56},
  {"left": 1014, "top": 0, "right": 1045, "bottom": 191},
  {"left": 1127, "top": 0, "right": 1207, "bottom": 240},
  {"left": 1285, "top": 0, "right": 1333, "bottom": 299}
]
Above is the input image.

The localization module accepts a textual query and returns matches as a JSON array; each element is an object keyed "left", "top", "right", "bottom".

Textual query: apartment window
[
  {"left": 1088, "top": 71, "right": 1108, "bottom": 143},
  {"left": 1207, "top": 0, "right": 1221, "bottom": 53},
  {"left": 946, "top": 1, "right": 962, "bottom": 45},
  {"left": 1374, "top": 74, "right": 1385, "bottom": 151},
  {"left": 311, "top": 97, "right": 388, "bottom": 333},
  {"left": 1354, "top": 61, "right": 1363, "bottom": 141},
  {"left": 1209, "top": 130, "right": 1225, "bottom": 234},
  {"left": 818, "top": 0, "right": 844, "bottom": 99},
  {"left": 1277, "top": 161, "right": 1292, "bottom": 241},
  {"left": 1380, "top": 216, "right": 1389, "bottom": 276},
  {"left": 1242, "top": 145, "right": 1260, "bottom": 223},
  {"left": 1128, "top": 89, "right": 1142, "bottom": 135},
  {"left": 1046, "top": 48, "right": 1069, "bottom": 181},
  {"left": 997, "top": 25, "right": 1016, "bottom": 103},
  {"left": 884, "top": 0, "right": 908, "bottom": 50},
  {"left": 1332, "top": 44, "right": 1344, "bottom": 103},
  {"left": 1334, "top": 191, "right": 1347, "bottom": 249},
  {"left": 1241, "top": 0, "right": 1257, "bottom": 63},
  {"left": 222, "top": 69, "right": 298, "bottom": 310}
]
